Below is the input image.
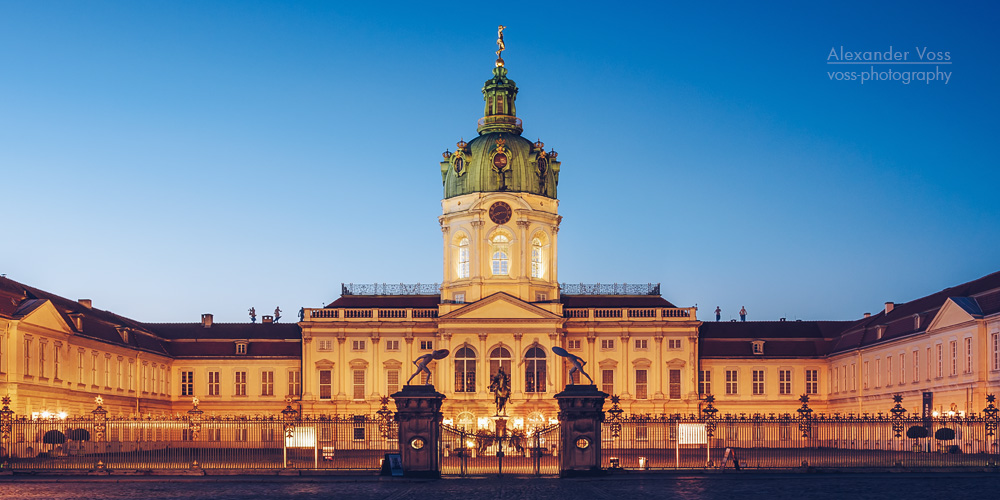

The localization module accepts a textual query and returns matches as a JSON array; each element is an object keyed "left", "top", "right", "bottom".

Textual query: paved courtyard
[{"left": 2, "top": 473, "right": 1000, "bottom": 500}]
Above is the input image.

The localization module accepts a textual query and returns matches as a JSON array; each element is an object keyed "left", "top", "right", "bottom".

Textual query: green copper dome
[{"left": 440, "top": 65, "right": 560, "bottom": 199}]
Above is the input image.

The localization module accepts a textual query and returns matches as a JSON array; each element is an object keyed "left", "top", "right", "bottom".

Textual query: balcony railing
[
  {"left": 306, "top": 308, "right": 439, "bottom": 321},
  {"left": 341, "top": 283, "right": 441, "bottom": 296},
  {"left": 560, "top": 283, "right": 661, "bottom": 296},
  {"left": 564, "top": 307, "right": 695, "bottom": 321}
]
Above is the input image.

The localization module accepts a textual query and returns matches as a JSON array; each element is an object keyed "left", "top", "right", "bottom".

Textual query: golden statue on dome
[{"left": 496, "top": 25, "right": 506, "bottom": 67}]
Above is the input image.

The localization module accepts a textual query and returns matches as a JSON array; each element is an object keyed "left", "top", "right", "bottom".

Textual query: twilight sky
[{"left": 1, "top": 1, "right": 997, "bottom": 323}]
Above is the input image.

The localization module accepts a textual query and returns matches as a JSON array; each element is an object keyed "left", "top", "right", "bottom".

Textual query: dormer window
[
  {"left": 914, "top": 314, "right": 921, "bottom": 330},
  {"left": 116, "top": 327, "right": 129, "bottom": 344},
  {"left": 235, "top": 341, "right": 248, "bottom": 355},
  {"left": 751, "top": 340, "right": 765, "bottom": 355},
  {"left": 876, "top": 326, "right": 886, "bottom": 340}
]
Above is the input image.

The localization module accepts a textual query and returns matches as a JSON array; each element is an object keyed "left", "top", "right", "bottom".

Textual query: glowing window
[
  {"left": 524, "top": 346, "right": 547, "bottom": 393},
  {"left": 490, "top": 234, "right": 510, "bottom": 276},
  {"left": 458, "top": 238, "right": 470, "bottom": 279},
  {"left": 454, "top": 345, "right": 477, "bottom": 393},
  {"left": 530, "top": 237, "right": 543, "bottom": 278}
]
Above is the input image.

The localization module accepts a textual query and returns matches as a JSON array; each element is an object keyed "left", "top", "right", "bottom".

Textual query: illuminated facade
[{"left": 2, "top": 49, "right": 999, "bottom": 424}]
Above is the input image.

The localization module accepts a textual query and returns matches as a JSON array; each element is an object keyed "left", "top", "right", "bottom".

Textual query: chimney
[
  {"left": 779, "top": 318, "right": 786, "bottom": 322},
  {"left": 864, "top": 312, "right": 871, "bottom": 318},
  {"left": 262, "top": 315, "right": 274, "bottom": 324},
  {"left": 201, "top": 313, "right": 213, "bottom": 328},
  {"left": 78, "top": 299, "right": 92, "bottom": 309},
  {"left": 884, "top": 302, "right": 894, "bottom": 314}
]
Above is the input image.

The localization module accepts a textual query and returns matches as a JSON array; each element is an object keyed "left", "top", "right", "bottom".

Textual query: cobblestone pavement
[{"left": 2, "top": 473, "right": 1000, "bottom": 500}]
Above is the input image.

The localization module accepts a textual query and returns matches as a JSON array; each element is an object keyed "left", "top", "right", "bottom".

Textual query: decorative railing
[
  {"left": 564, "top": 307, "right": 695, "bottom": 320},
  {"left": 306, "top": 308, "right": 439, "bottom": 321},
  {"left": 341, "top": 283, "right": 441, "bottom": 296},
  {"left": 560, "top": 283, "right": 661, "bottom": 296}
]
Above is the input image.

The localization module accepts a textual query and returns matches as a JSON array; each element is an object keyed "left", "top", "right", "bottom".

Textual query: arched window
[
  {"left": 491, "top": 234, "right": 510, "bottom": 276},
  {"left": 524, "top": 345, "right": 547, "bottom": 393},
  {"left": 489, "top": 346, "right": 512, "bottom": 380},
  {"left": 454, "top": 345, "right": 476, "bottom": 393},
  {"left": 531, "top": 237, "right": 543, "bottom": 278},
  {"left": 458, "top": 238, "right": 470, "bottom": 279}
]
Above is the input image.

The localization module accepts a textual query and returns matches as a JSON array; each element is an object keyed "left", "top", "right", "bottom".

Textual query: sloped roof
[
  {"left": 560, "top": 295, "right": 677, "bottom": 308},
  {"left": 146, "top": 322, "right": 302, "bottom": 340},
  {"left": 168, "top": 341, "right": 301, "bottom": 358},
  {"left": 325, "top": 295, "right": 440, "bottom": 309},
  {"left": 699, "top": 321, "right": 852, "bottom": 358}
]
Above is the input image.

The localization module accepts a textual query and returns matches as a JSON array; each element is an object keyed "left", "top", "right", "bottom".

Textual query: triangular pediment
[
  {"left": 926, "top": 297, "right": 982, "bottom": 333},
  {"left": 17, "top": 300, "right": 74, "bottom": 334},
  {"left": 440, "top": 292, "right": 562, "bottom": 321}
]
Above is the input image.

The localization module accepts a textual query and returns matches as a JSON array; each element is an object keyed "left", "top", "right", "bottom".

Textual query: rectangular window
[
  {"left": 208, "top": 371, "right": 220, "bottom": 396},
  {"left": 833, "top": 366, "right": 839, "bottom": 393},
  {"left": 353, "top": 369, "right": 365, "bottom": 400},
  {"left": 419, "top": 340, "right": 433, "bottom": 351},
  {"left": 752, "top": 370, "right": 765, "bottom": 395},
  {"left": 387, "top": 369, "right": 399, "bottom": 394},
  {"left": 288, "top": 369, "right": 301, "bottom": 396},
  {"left": 454, "top": 292, "right": 466, "bottom": 303},
  {"left": 181, "top": 371, "right": 194, "bottom": 396},
  {"left": 24, "top": 338, "right": 31, "bottom": 376},
  {"left": 77, "top": 350, "right": 84, "bottom": 382},
  {"left": 669, "top": 369, "right": 681, "bottom": 399},
  {"left": 601, "top": 369, "right": 614, "bottom": 395},
  {"left": 601, "top": 339, "right": 614, "bottom": 350},
  {"left": 128, "top": 360, "right": 135, "bottom": 391},
  {"left": 886, "top": 356, "right": 892, "bottom": 386},
  {"left": 634, "top": 339, "right": 648, "bottom": 350},
  {"left": 992, "top": 333, "right": 1000, "bottom": 371},
  {"left": 849, "top": 363, "right": 855, "bottom": 391},
  {"left": 635, "top": 369, "right": 647, "bottom": 399},
  {"left": 699, "top": 370, "right": 711, "bottom": 395},
  {"left": 949, "top": 340, "right": 957, "bottom": 376},
  {"left": 318, "top": 339, "right": 333, "bottom": 351},
  {"left": 913, "top": 349, "right": 920, "bottom": 382},
  {"left": 936, "top": 344, "right": 943, "bottom": 378},
  {"left": 38, "top": 342, "right": 46, "bottom": 378},
  {"left": 779, "top": 369, "right": 792, "bottom": 395},
  {"left": 319, "top": 370, "right": 332, "bottom": 400},
  {"left": 385, "top": 340, "right": 400, "bottom": 351},
  {"left": 805, "top": 369, "right": 818, "bottom": 395},
  {"left": 353, "top": 340, "right": 366, "bottom": 351},
  {"left": 568, "top": 339, "right": 581, "bottom": 350},
  {"left": 899, "top": 353, "right": 905, "bottom": 385},
  {"left": 235, "top": 428, "right": 249, "bottom": 442},
  {"left": 234, "top": 371, "right": 247, "bottom": 396},
  {"left": 668, "top": 339, "right": 682, "bottom": 349},
  {"left": 261, "top": 370, "right": 274, "bottom": 396},
  {"left": 863, "top": 361, "right": 869, "bottom": 389},
  {"left": 725, "top": 370, "right": 738, "bottom": 395},
  {"left": 105, "top": 356, "right": 111, "bottom": 388},
  {"left": 353, "top": 426, "right": 365, "bottom": 441},
  {"left": 261, "top": 428, "right": 276, "bottom": 442},
  {"left": 965, "top": 337, "right": 973, "bottom": 374},
  {"left": 93, "top": 353, "right": 99, "bottom": 386},
  {"left": 116, "top": 359, "right": 123, "bottom": 389},
  {"left": 236, "top": 343, "right": 247, "bottom": 355},
  {"left": 53, "top": 345, "right": 61, "bottom": 380},
  {"left": 875, "top": 358, "right": 881, "bottom": 388}
]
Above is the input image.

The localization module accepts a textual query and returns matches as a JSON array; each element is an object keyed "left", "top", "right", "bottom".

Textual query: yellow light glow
[
  {"left": 932, "top": 411, "right": 940, "bottom": 417},
  {"left": 513, "top": 418, "right": 524, "bottom": 428},
  {"left": 477, "top": 417, "right": 490, "bottom": 429},
  {"left": 466, "top": 439, "right": 475, "bottom": 449},
  {"left": 40, "top": 411, "right": 52, "bottom": 419},
  {"left": 57, "top": 412, "right": 68, "bottom": 420},
  {"left": 443, "top": 418, "right": 454, "bottom": 426},
  {"left": 548, "top": 418, "right": 558, "bottom": 426}
]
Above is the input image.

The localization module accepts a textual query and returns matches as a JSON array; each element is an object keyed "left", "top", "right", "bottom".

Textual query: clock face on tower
[{"left": 489, "top": 201, "right": 512, "bottom": 225}]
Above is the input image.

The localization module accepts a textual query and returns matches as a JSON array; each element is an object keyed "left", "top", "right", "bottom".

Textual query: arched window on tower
[
  {"left": 524, "top": 345, "right": 547, "bottom": 393},
  {"left": 489, "top": 346, "right": 512, "bottom": 380},
  {"left": 454, "top": 345, "right": 477, "bottom": 393},
  {"left": 491, "top": 234, "right": 510, "bottom": 276},
  {"left": 458, "top": 237, "right": 470, "bottom": 279},
  {"left": 531, "top": 237, "right": 543, "bottom": 278}
]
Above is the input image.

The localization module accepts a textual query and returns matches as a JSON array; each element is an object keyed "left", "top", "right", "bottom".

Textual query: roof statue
[
  {"left": 406, "top": 349, "right": 450, "bottom": 385},
  {"left": 248, "top": 307, "right": 256, "bottom": 323},
  {"left": 274, "top": 306, "right": 282, "bottom": 322},
  {"left": 495, "top": 25, "right": 506, "bottom": 67},
  {"left": 553, "top": 346, "right": 594, "bottom": 385}
]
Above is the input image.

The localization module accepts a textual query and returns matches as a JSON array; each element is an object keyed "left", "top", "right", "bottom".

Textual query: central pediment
[{"left": 439, "top": 292, "right": 562, "bottom": 321}]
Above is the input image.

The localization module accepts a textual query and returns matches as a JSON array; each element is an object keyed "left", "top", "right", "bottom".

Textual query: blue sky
[{"left": 1, "top": 1, "right": 997, "bottom": 323}]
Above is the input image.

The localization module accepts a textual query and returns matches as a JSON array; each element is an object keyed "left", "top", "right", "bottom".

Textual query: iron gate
[{"left": 440, "top": 423, "right": 559, "bottom": 476}]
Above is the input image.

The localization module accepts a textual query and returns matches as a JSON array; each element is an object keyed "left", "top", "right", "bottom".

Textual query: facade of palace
[{"left": 2, "top": 51, "right": 999, "bottom": 425}]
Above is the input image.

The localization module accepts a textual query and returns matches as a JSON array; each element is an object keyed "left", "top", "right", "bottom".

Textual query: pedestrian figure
[
  {"left": 715, "top": 306, "right": 721, "bottom": 322},
  {"left": 740, "top": 306, "right": 747, "bottom": 322}
]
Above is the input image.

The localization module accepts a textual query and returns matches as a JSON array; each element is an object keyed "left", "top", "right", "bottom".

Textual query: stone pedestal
[
  {"left": 391, "top": 385, "right": 446, "bottom": 478},
  {"left": 555, "top": 384, "right": 608, "bottom": 477}
]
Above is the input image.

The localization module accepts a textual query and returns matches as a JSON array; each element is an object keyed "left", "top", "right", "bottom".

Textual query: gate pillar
[
  {"left": 391, "top": 385, "right": 446, "bottom": 478},
  {"left": 555, "top": 384, "right": 608, "bottom": 477}
]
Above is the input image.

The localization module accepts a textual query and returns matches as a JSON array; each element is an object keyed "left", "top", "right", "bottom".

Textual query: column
[
  {"left": 478, "top": 333, "right": 488, "bottom": 397},
  {"left": 370, "top": 335, "right": 381, "bottom": 399},
  {"left": 653, "top": 334, "right": 664, "bottom": 399},
  {"left": 555, "top": 384, "right": 608, "bottom": 477},
  {"left": 302, "top": 336, "right": 314, "bottom": 399},
  {"left": 392, "top": 385, "right": 446, "bottom": 478},
  {"left": 620, "top": 328, "right": 631, "bottom": 398},
  {"left": 513, "top": 333, "right": 523, "bottom": 396},
  {"left": 336, "top": 337, "right": 346, "bottom": 397}
]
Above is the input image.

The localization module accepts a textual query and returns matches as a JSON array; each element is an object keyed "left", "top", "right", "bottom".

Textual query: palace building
[{"left": 2, "top": 44, "right": 999, "bottom": 424}]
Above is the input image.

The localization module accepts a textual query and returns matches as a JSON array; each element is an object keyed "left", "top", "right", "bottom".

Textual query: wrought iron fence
[
  {"left": 559, "top": 283, "right": 661, "bottom": 296},
  {"left": 440, "top": 423, "right": 559, "bottom": 476},
  {"left": 341, "top": 283, "right": 441, "bottom": 296},
  {"left": 0, "top": 398, "right": 398, "bottom": 472},
  {"left": 601, "top": 394, "right": 1000, "bottom": 470}
]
